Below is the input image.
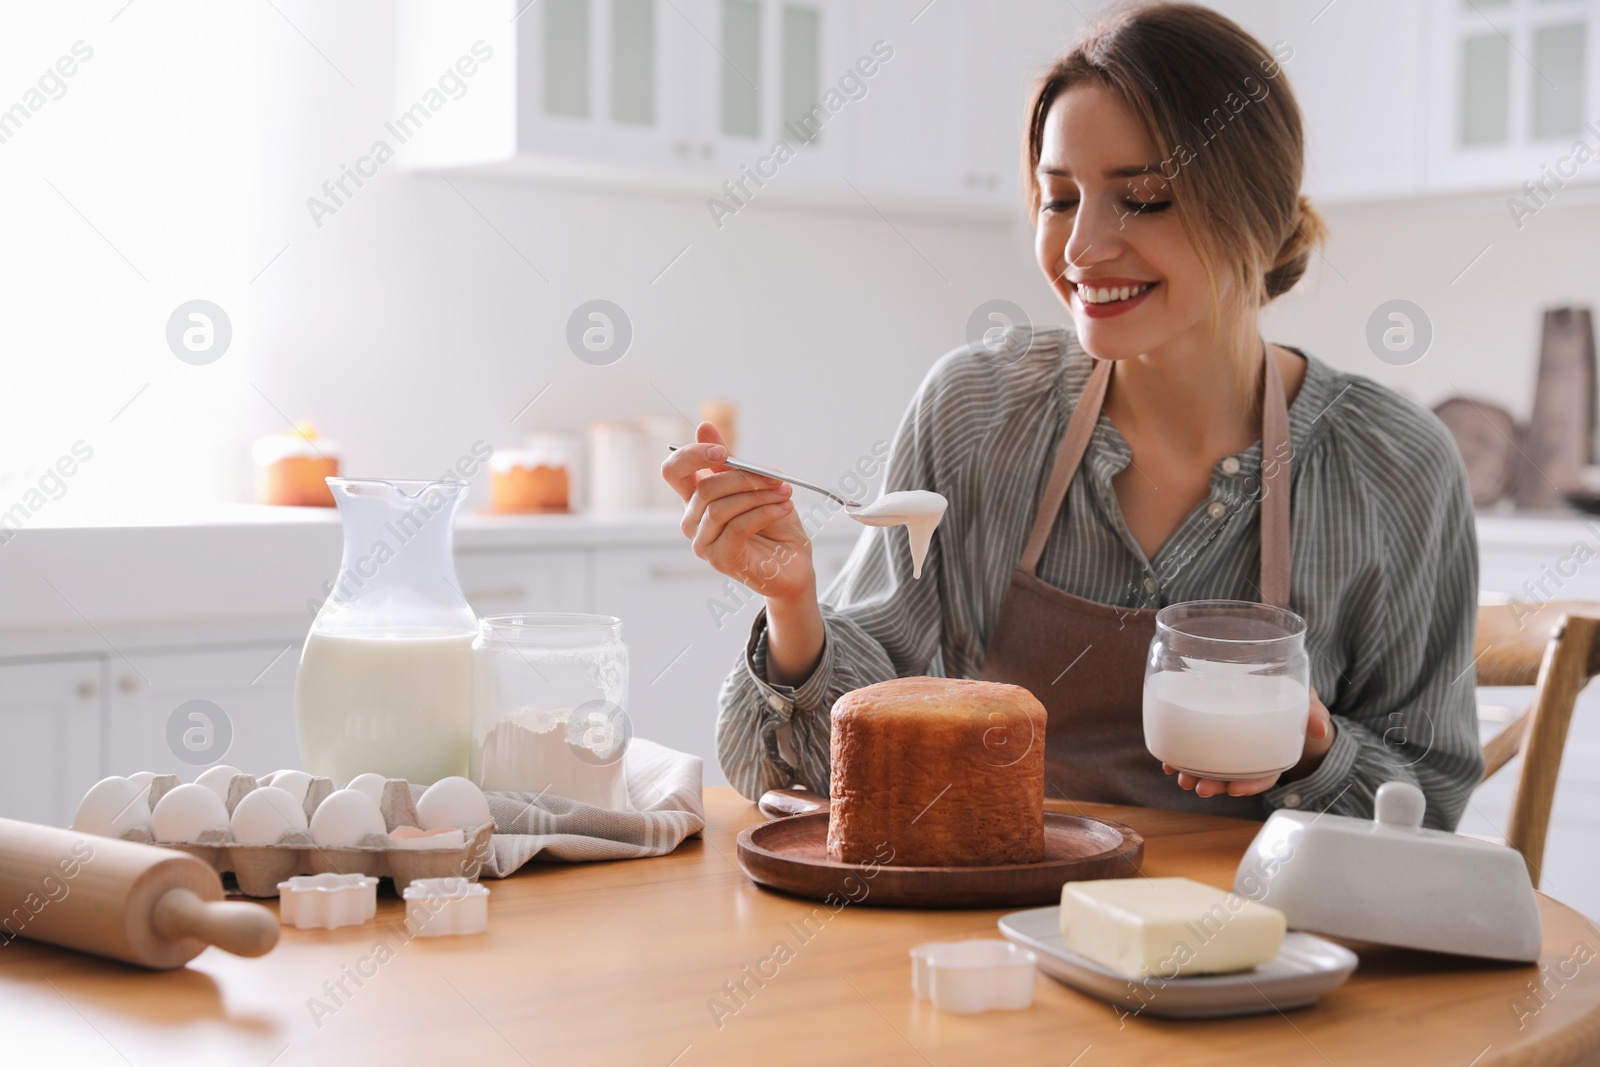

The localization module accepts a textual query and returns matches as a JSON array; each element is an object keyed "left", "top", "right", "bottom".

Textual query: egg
[
  {"left": 230, "top": 786, "right": 309, "bottom": 846},
  {"left": 193, "top": 764, "right": 244, "bottom": 802},
  {"left": 309, "top": 789, "right": 388, "bottom": 847},
  {"left": 265, "top": 769, "right": 312, "bottom": 804},
  {"left": 417, "top": 776, "right": 491, "bottom": 830},
  {"left": 126, "top": 770, "right": 157, "bottom": 795},
  {"left": 71, "top": 776, "right": 151, "bottom": 838},
  {"left": 345, "top": 773, "right": 388, "bottom": 802},
  {"left": 151, "top": 783, "right": 231, "bottom": 843}
]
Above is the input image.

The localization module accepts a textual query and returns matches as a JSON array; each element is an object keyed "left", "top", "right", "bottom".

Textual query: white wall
[{"left": 1, "top": 0, "right": 1596, "bottom": 527}]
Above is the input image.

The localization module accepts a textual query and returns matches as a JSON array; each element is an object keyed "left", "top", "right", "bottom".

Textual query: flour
[{"left": 472, "top": 707, "right": 628, "bottom": 809}]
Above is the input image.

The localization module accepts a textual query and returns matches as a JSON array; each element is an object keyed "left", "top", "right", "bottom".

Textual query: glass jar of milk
[
  {"left": 295, "top": 479, "right": 479, "bottom": 786},
  {"left": 1142, "top": 600, "right": 1310, "bottom": 780},
  {"left": 471, "top": 613, "right": 631, "bottom": 811}
]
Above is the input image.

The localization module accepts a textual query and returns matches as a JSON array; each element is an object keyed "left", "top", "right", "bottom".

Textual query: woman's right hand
[{"left": 661, "top": 421, "right": 817, "bottom": 604}]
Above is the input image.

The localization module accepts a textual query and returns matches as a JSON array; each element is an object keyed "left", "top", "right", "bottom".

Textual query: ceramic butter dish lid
[{"left": 1232, "top": 781, "right": 1541, "bottom": 963}]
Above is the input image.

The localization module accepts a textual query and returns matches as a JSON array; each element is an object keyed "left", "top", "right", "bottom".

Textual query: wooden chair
[{"left": 1474, "top": 598, "right": 1600, "bottom": 887}]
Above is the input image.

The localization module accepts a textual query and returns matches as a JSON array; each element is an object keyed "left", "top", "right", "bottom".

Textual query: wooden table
[{"left": 4, "top": 789, "right": 1600, "bottom": 1066}]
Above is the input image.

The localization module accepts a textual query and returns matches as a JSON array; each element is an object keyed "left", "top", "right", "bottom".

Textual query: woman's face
[{"left": 1034, "top": 83, "right": 1220, "bottom": 361}]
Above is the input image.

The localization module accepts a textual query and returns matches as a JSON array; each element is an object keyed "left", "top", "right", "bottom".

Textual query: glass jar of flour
[{"left": 470, "top": 614, "right": 631, "bottom": 810}]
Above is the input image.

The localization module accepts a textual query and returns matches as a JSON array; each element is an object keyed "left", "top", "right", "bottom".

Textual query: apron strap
[
  {"left": 1019, "top": 359, "right": 1111, "bottom": 574},
  {"left": 1257, "top": 342, "right": 1291, "bottom": 609},
  {"left": 1019, "top": 346, "right": 1293, "bottom": 609}
]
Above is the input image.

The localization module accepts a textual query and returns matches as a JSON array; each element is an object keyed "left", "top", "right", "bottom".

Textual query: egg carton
[{"left": 114, "top": 773, "right": 493, "bottom": 898}]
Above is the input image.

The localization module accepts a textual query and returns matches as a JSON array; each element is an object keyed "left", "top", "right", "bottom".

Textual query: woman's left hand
[{"left": 1164, "top": 688, "right": 1335, "bottom": 798}]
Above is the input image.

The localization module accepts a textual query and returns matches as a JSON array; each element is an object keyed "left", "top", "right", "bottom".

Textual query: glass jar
[
  {"left": 470, "top": 613, "right": 631, "bottom": 810},
  {"left": 1142, "top": 600, "right": 1311, "bottom": 780}
]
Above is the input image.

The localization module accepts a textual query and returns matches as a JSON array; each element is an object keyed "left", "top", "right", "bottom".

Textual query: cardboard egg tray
[{"left": 117, "top": 773, "right": 493, "bottom": 898}]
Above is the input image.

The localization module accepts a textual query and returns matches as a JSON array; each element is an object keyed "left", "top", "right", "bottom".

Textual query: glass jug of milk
[
  {"left": 1142, "top": 600, "right": 1310, "bottom": 780},
  {"left": 295, "top": 478, "right": 478, "bottom": 785}
]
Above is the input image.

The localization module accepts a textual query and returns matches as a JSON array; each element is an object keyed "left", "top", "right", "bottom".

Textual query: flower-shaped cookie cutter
[
  {"left": 402, "top": 876, "right": 490, "bottom": 937},
  {"left": 277, "top": 872, "right": 378, "bottom": 930},
  {"left": 910, "top": 939, "right": 1037, "bottom": 1013}
]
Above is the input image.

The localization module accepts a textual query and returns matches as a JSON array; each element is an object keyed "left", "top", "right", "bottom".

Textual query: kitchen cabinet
[
  {"left": 1422, "top": 0, "right": 1599, "bottom": 196},
  {"left": 0, "top": 658, "right": 105, "bottom": 827},
  {"left": 105, "top": 644, "right": 303, "bottom": 784},
  {"left": 456, "top": 547, "right": 590, "bottom": 616},
  {"left": 395, "top": 0, "right": 1031, "bottom": 217},
  {"left": 1223, "top": 0, "right": 1599, "bottom": 202},
  {"left": 850, "top": 1, "right": 1018, "bottom": 208}
]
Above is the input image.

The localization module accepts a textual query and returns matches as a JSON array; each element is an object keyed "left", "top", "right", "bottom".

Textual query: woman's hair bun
[{"left": 1263, "top": 195, "right": 1329, "bottom": 299}]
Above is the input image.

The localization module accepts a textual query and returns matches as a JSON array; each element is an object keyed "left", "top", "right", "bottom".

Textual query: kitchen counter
[
  {"left": 4, "top": 789, "right": 1597, "bottom": 1066},
  {"left": 0, "top": 506, "right": 860, "bottom": 655}
]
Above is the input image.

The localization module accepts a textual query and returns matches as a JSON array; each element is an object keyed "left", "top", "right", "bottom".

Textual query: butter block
[{"left": 1059, "top": 877, "right": 1286, "bottom": 979}]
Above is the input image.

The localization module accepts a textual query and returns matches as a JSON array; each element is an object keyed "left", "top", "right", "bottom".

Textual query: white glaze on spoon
[{"left": 847, "top": 490, "right": 948, "bottom": 579}]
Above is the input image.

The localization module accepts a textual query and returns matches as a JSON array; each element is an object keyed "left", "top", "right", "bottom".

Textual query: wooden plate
[{"left": 735, "top": 812, "right": 1143, "bottom": 909}]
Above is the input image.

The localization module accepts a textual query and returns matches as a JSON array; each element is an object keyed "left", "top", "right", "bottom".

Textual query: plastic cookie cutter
[
  {"left": 276, "top": 873, "right": 378, "bottom": 930},
  {"left": 910, "top": 939, "right": 1038, "bottom": 1013},
  {"left": 402, "top": 876, "right": 490, "bottom": 937}
]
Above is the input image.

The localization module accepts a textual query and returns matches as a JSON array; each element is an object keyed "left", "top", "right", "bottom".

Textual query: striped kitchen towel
[{"left": 408, "top": 738, "right": 705, "bottom": 877}]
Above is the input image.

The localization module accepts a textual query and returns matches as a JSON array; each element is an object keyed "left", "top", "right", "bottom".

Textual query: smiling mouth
[{"left": 1075, "top": 281, "right": 1158, "bottom": 305}]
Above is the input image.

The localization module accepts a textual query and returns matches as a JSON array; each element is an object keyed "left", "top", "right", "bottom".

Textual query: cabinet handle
[
  {"left": 117, "top": 676, "right": 140, "bottom": 695},
  {"left": 674, "top": 140, "right": 691, "bottom": 156},
  {"left": 76, "top": 680, "right": 98, "bottom": 700},
  {"left": 465, "top": 586, "right": 529, "bottom": 602},
  {"left": 648, "top": 565, "right": 714, "bottom": 581},
  {"left": 700, "top": 142, "right": 713, "bottom": 158}
]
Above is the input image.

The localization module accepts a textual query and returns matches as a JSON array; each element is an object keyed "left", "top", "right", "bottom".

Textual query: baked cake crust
[{"left": 826, "top": 676, "right": 1047, "bottom": 867}]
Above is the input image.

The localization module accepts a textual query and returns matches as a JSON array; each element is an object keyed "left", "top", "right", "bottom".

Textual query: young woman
[{"left": 662, "top": 3, "right": 1483, "bottom": 828}]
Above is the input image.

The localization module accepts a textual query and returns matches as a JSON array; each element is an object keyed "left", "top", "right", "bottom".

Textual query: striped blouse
[{"left": 714, "top": 325, "right": 1484, "bottom": 830}]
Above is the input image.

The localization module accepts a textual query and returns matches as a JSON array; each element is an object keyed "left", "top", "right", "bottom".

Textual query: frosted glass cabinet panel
[
  {"left": 719, "top": 0, "right": 762, "bottom": 138},
  {"left": 1533, "top": 21, "right": 1587, "bottom": 138},
  {"left": 1461, "top": 34, "right": 1512, "bottom": 145},
  {"left": 611, "top": 0, "right": 656, "bottom": 124}
]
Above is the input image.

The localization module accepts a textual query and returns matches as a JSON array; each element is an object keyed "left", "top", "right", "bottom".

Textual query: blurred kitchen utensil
[
  {"left": 1433, "top": 396, "right": 1520, "bottom": 507},
  {"left": 1517, "top": 306, "right": 1595, "bottom": 510}
]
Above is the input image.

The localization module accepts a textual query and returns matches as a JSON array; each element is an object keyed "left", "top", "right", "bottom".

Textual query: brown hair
[{"left": 1024, "top": 3, "right": 1328, "bottom": 390}]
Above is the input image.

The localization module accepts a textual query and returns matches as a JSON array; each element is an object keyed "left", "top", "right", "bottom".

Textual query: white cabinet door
[
  {"left": 851, "top": 1, "right": 967, "bottom": 203},
  {"left": 0, "top": 658, "right": 105, "bottom": 827},
  {"left": 1260, "top": 0, "right": 1428, "bottom": 202},
  {"left": 455, "top": 548, "right": 591, "bottom": 615},
  {"left": 592, "top": 547, "right": 745, "bottom": 784},
  {"left": 668, "top": 0, "right": 859, "bottom": 188},
  {"left": 107, "top": 645, "right": 303, "bottom": 780},
  {"left": 591, "top": 537, "right": 859, "bottom": 785}
]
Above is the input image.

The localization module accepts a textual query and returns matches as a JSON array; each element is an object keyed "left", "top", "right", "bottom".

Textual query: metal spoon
[{"left": 666, "top": 445, "right": 863, "bottom": 509}]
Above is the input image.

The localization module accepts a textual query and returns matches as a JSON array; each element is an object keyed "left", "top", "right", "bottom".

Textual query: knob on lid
[{"left": 1374, "top": 781, "right": 1426, "bottom": 831}]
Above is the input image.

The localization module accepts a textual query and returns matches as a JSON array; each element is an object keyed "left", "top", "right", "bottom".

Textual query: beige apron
[{"left": 981, "top": 347, "right": 1292, "bottom": 819}]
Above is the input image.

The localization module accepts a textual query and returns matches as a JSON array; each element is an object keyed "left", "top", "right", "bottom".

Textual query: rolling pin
[{"left": 0, "top": 817, "right": 279, "bottom": 969}]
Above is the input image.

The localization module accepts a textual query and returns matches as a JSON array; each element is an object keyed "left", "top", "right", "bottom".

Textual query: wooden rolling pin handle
[{"left": 150, "top": 888, "right": 280, "bottom": 958}]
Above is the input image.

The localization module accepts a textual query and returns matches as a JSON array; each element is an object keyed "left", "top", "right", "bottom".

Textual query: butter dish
[
  {"left": 1232, "top": 781, "right": 1542, "bottom": 962},
  {"left": 999, "top": 908, "right": 1355, "bottom": 1018}
]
